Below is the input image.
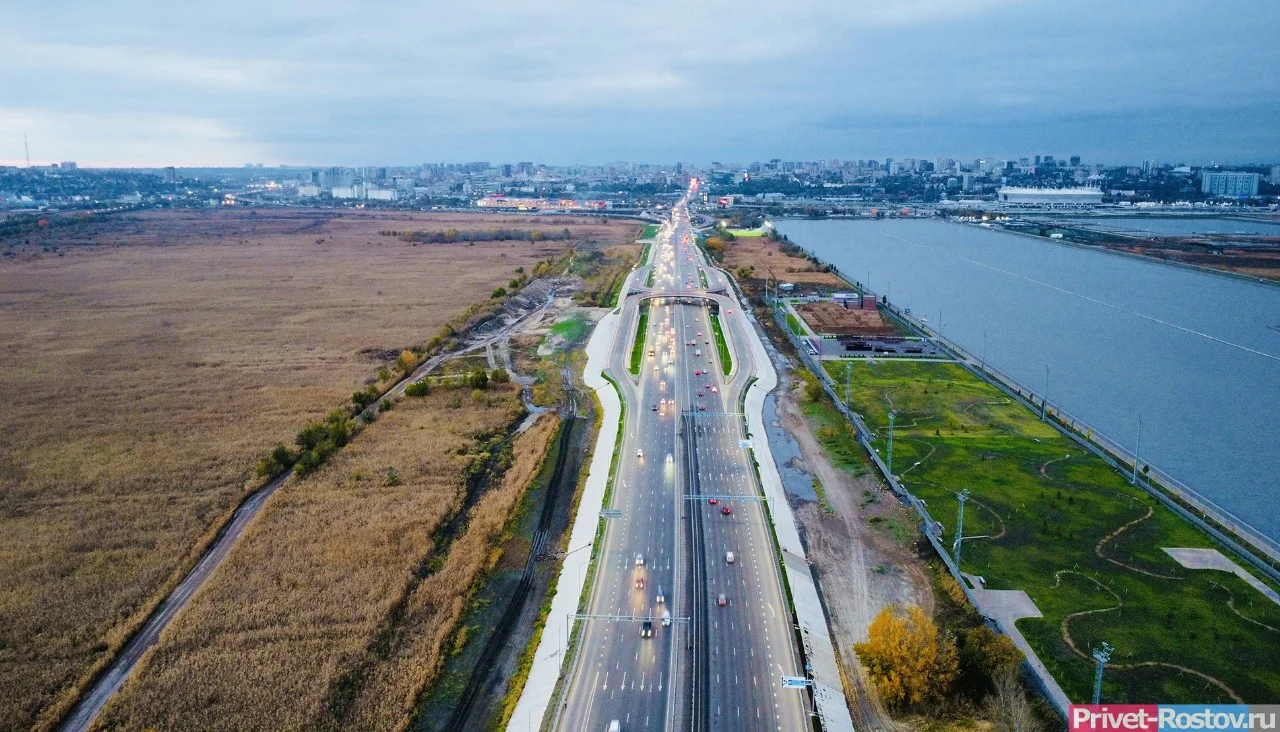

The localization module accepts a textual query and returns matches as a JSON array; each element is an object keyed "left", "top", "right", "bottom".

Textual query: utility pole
[
  {"left": 887, "top": 411, "right": 897, "bottom": 477},
  {"left": 1131, "top": 418, "right": 1142, "bottom": 484},
  {"left": 1092, "top": 641, "right": 1114, "bottom": 704},
  {"left": 24, "top": 133, "right": 30, "bottom": 168},
  {"left": 953, "top": 489, "right": 970, "bottom": 566},
  {"left": 1041, "top": 365, "right": 1050, "bottom": 421},
  {"left": 981, "top": 330, "right": 988, "bottom": 371}
]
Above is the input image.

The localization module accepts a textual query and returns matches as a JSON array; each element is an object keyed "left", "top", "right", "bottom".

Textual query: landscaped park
[{"left": 829, "top": 359, "right": 1280, "bottom": 704}]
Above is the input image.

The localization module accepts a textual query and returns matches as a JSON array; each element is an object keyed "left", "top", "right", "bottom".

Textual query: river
[{"left": 774, "top": 218, "right": 1280, "bottom": 542}]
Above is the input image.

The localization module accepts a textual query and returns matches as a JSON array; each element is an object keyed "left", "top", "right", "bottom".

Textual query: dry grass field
[
  {"left": 719, "top": 233, "right": 847, "bottom": 293},
  {"left": 0, "top": 207, "right": 629, "bottom": 730},
  {"left": 92, "top": 386, "right": 558, "bottom": 730}
]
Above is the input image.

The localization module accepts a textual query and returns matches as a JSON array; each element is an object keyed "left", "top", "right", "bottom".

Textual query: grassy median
[
  {"left": 629, "top": 300, "right": 649, "bottom": 376},
  {"left": 710, "top": 311, "right": 731, "bottom": 376},
  {"left": 831, "top": 359, "right": 1280, "bottom": 704}
]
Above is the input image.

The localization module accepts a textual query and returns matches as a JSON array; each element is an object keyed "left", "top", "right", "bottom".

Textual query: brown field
[
  {"left": 1115, "top": 244, "right": 1280, "bottom": 282},
  {"left": 93, "top": 387, "right": 558, "bottom": 730},
  {"left": 794, "top": 301, "right": 895, "bottom": 336},
  {"left": 719, "top": 234, "right": 847, "bottom": 292},
  {"left": 0, "top": 207, "right": 633, "bottom": 730}
]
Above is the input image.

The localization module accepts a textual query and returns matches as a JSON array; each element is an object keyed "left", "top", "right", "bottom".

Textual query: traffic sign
[
  {"left": 599, "top": 509, "right": 622, "bottom": 519},
  {"left": 738, "top": 439, "right": 752, "bottom": 449},
  {"left": 780, "top": 675, "right": 812, "bottom": 689}
]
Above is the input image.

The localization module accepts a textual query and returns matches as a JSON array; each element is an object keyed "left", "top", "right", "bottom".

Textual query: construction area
[{"left": 795, "top": 301, "right": 896, "bottom": 336}]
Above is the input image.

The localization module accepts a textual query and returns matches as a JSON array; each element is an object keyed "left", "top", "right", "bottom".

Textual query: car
[
  {"left": 717, "top": 593, "right": 728, "bottom": 606},
  {"left": 698, "top": 404, "right": 707, "bottom": 411},
  {"left": 636, "top": 576, "right": 645, "bottom": 589},
  {"left": 726, "top": 551, "right": 735, "bottom": 564},
  {"left": 635, "top": 553, "right": 644, "bottom": 566},
  {"left": 608, "top": 721, "right": 621, "bottom": 732},
  {"left": 696, "top": 331, "right": 702, "bottom": 337},
  {"left": 708, "top": 497, "right": 718, "bottom": 504},
  {"left": 711, "top": 386, "right": 719, "bottom": 394},
  {"left": 636, "top": 449, "right": 644, "bottom": 458},
  {"left": 662, "top": 609, "right": 672, "bottom": 626},
  {"left": 705, "top": 383, "right": 713, "bottom": 389},
  {"left": 696, "top": 391, "right": 704, "bottom": 397},
  {"left": 651, "top": 404, "right": 658, "bottom": 411},
  {"left": 721, "top": 505, "right": 732, "bottom": 515},
  {"left": 640, "top": 620, "right": 653, "bottom": 638},
  {"left": 694, "top": 369, "right": 702, "bottom": 375},
  {"left": 656, "top": 587, "right": 665, "bottom": 603}
]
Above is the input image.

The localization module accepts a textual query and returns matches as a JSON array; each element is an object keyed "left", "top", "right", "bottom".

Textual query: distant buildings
[
  {"left": 996, "top": 186, "right": 1103, "bottom": 207},
  {"left": 1201, "top": 171, "right": 1260, "bottom": 197}
]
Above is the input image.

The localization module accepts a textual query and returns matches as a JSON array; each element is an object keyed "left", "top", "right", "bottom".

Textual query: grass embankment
[
  {"left": 786, "top": 310, "right": 805, "bottom": 336},
  {"left": 698, "top": 267, "right": 709, "bottom": 289},
  {"left": 629, "top": 301, "right": 649, "bottom": 376},
  {"left": 831, "top": 359, "right": 1280, "bottom": 704},
  {"left": 570, "top": 241, "right": 640, "bottom": 308},
  {"left": 710, "top": 311, "right": 731, "bottom": 376},
  {"left": 640, "top": 223, "right": 659, "bottom": 240},
  {"left": 94, "top": 382, "right": 551, "bottom": 730}
]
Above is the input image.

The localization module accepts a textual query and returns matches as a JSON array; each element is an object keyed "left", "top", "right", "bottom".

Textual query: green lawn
[
  {"left": 628, "top": 302, "right": 649, "bottom": 375},
  {"left": 827, "top": 359, "right": 1280, "bottom": 704},
  {"left": 698, "top": 268, "right": 709, "bottom": 289},
  {"left": 547, "top": 313, "right": 590, "bottom": 350},
  {"left": 786, "top": 312, "right": 805, "bottom": 336},
  {"left": 710, "top": 312, "right": 731, "bottom": 376},
  {"left": 724, "top": 227, "right": 767, "bottom": 237},
  {"left": 640, "top": 224, "right": 659, "bottom": 240}
]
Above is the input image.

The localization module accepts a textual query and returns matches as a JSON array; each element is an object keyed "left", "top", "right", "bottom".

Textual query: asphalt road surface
[{"left": 557, "top": 189, "right": 809, "bottom": 731}]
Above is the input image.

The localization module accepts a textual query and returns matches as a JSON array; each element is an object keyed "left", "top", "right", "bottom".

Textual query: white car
[
  {"left": 636, "top": 448, "right": 644, "bottom": 459},
  {"left": 635, "top": 553, "right": 644, "bottom": 566}
]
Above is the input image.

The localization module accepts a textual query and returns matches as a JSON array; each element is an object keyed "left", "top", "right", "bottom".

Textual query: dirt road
[{"left": 774, "top": 380, "right": 933, "bottom": 732}]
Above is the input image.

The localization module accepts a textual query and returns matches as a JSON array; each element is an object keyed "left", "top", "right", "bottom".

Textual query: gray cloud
[{"left": 1, "top": 0, "right": 1276, "bottom": 166}]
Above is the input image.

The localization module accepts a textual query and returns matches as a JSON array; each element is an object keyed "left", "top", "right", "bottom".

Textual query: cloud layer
[{"left": 2, "top": 0, "right": 1276, "bottom": 166}]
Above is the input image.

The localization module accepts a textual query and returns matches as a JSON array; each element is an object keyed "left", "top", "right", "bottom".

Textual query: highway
[{"left": 556, "top": 186, "right": 810, "bottom": 731}]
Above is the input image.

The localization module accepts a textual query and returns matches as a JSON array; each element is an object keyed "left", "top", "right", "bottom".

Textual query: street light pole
[
  {"left": 1041, "top": 365, "right": 1050, "bottom": 421},
  {"left": 887, "top": 411, "right": 897, "bottom": 477},
  {"left": 1092, "top": 642, "right": 1114, "bottom": 704},
  {"left": 845, "top": 361, "right": 852, "bottom": 409},
  {"left": 953, "top": 489, "right": 970, "bottom": 567},
  {"left": 1131, "top": 417, "right": 1142, "bottom": 484}
]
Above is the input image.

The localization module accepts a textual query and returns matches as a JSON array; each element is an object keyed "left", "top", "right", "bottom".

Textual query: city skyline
[{"left": 3, "top": 0, "right": 1279, "bottom": 167}]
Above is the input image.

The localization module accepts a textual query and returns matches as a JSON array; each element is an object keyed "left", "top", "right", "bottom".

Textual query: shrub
[
  {"left": 396, "top": 350, "right": 418, "bottom": 374},
  {"left": 467, "top": 368, "right": 489, "bottom": 389},
  {"left": 404, "top": 380, "right": 430, "bottom": 397},
  {"left": 491, "top": 286, "right": 507, "bottom": 298},
  {"left": 490, "top": 368, "right": 510, "bottom": 384}
]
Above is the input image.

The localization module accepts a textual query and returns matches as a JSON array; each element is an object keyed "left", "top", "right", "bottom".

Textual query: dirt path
[
  {"left": 776, "top": 384, "right": 934, "bottom": 732},
  {"left": 1052, "top": 570, "right": 1244, "bottom": 703},
  {"left": 1095, "top": 505, "right": 1181, "bottom": 579}
]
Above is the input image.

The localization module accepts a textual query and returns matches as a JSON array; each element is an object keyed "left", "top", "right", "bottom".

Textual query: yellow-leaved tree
[{"left": 854, "top": 605, "right": 959, "bottom": 712}]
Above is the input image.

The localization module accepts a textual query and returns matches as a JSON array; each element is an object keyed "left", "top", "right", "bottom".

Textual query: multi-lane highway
[{"left": 556, "top": 188, "right": 810, "bottom": 731}]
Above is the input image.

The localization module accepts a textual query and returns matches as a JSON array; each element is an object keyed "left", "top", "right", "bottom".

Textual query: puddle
[{"left": 763, "top": 393, "right": 817, "bottom": 501}]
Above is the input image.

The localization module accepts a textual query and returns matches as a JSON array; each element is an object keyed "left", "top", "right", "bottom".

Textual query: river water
[{"left": 774, "top": 218, "right": 1280, "bottom": 542}]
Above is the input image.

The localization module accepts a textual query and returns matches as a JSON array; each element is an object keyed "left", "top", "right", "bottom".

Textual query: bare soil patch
[
  {"left": 0, "top": 208, "right": 629, "bottom": 729},
  {"left": 795, "top": 301, "right": 895, "bottom": 336}
]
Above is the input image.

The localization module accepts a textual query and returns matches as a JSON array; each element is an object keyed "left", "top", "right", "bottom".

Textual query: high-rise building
[
  {"left": 1069, "top": 155, "right": 1081, "bottom": 167},
  {"left": 164, "top": 166, "right": 177, "bottom": 183},
  {"left": 1201, "top": 171, "right": 1260, "bottom": 196},
  {"left": 1270, "top": 165, "right": 1280, "bottom": 184},
  {"left": 60, "top": 161, "right": 77, "bottom": 170},
  {"left": 1034, "top": 155, "right": 1041, "bottom": 166},
  {"left": 1141, "top": 160, "right": 1154, "bottom": 175}
]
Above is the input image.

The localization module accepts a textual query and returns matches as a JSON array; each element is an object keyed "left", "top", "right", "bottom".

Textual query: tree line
[{"left": 385, "top": 228, "right": 574, "bottom": 244}]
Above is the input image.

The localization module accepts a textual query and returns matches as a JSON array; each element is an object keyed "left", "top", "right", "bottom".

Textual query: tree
[
  {"left": 854, "top": 605, "right": 959, "bottom": 712},
  {"left": 492, "top": 286, "right": 507, "bottom": 298},
  {"left": 467, "top": 367, "right": 489, "bottom": 389},
  {"left": 404, "top": 379, "right": 430, "bottom": 397},
  {"left": 958, "top": 625, "right": 1024, "bottom": 698},
  {"left": 490, "top": 368, "right": 510, "bottom": 384},
  {"left": 984, "top": 668, "right": 1042, "bottom": 732},
  {"left": 395, "top": 350, "right": 418, "bottom": 374}
]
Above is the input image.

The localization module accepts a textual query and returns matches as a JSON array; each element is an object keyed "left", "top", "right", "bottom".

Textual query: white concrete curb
[{"left": 507, "top": 309, "right": 622, "bottom": 732}]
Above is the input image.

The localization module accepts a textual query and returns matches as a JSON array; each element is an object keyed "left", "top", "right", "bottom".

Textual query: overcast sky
[{"left": 2, "top": 0, "right": 1277, "bottom": 167}]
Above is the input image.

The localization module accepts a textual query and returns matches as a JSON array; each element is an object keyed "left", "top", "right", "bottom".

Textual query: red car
[
  {"left": 698, "top": 404, "right": 707, "bottom": 411},
  {"left": 717, "top": 593, "right": 728, "bottom": 606},
  {"left": 708, "top": 497, "right": 718, "bottom": 505},
  {"left": 694, "top": 369, "right": 702, "bottom": 376},
  {"left": 721, "top": 505, "right": 732, "bottom": 515},
  {"left": 636, "top": 577, "right": 645, "bottom": 589}
]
